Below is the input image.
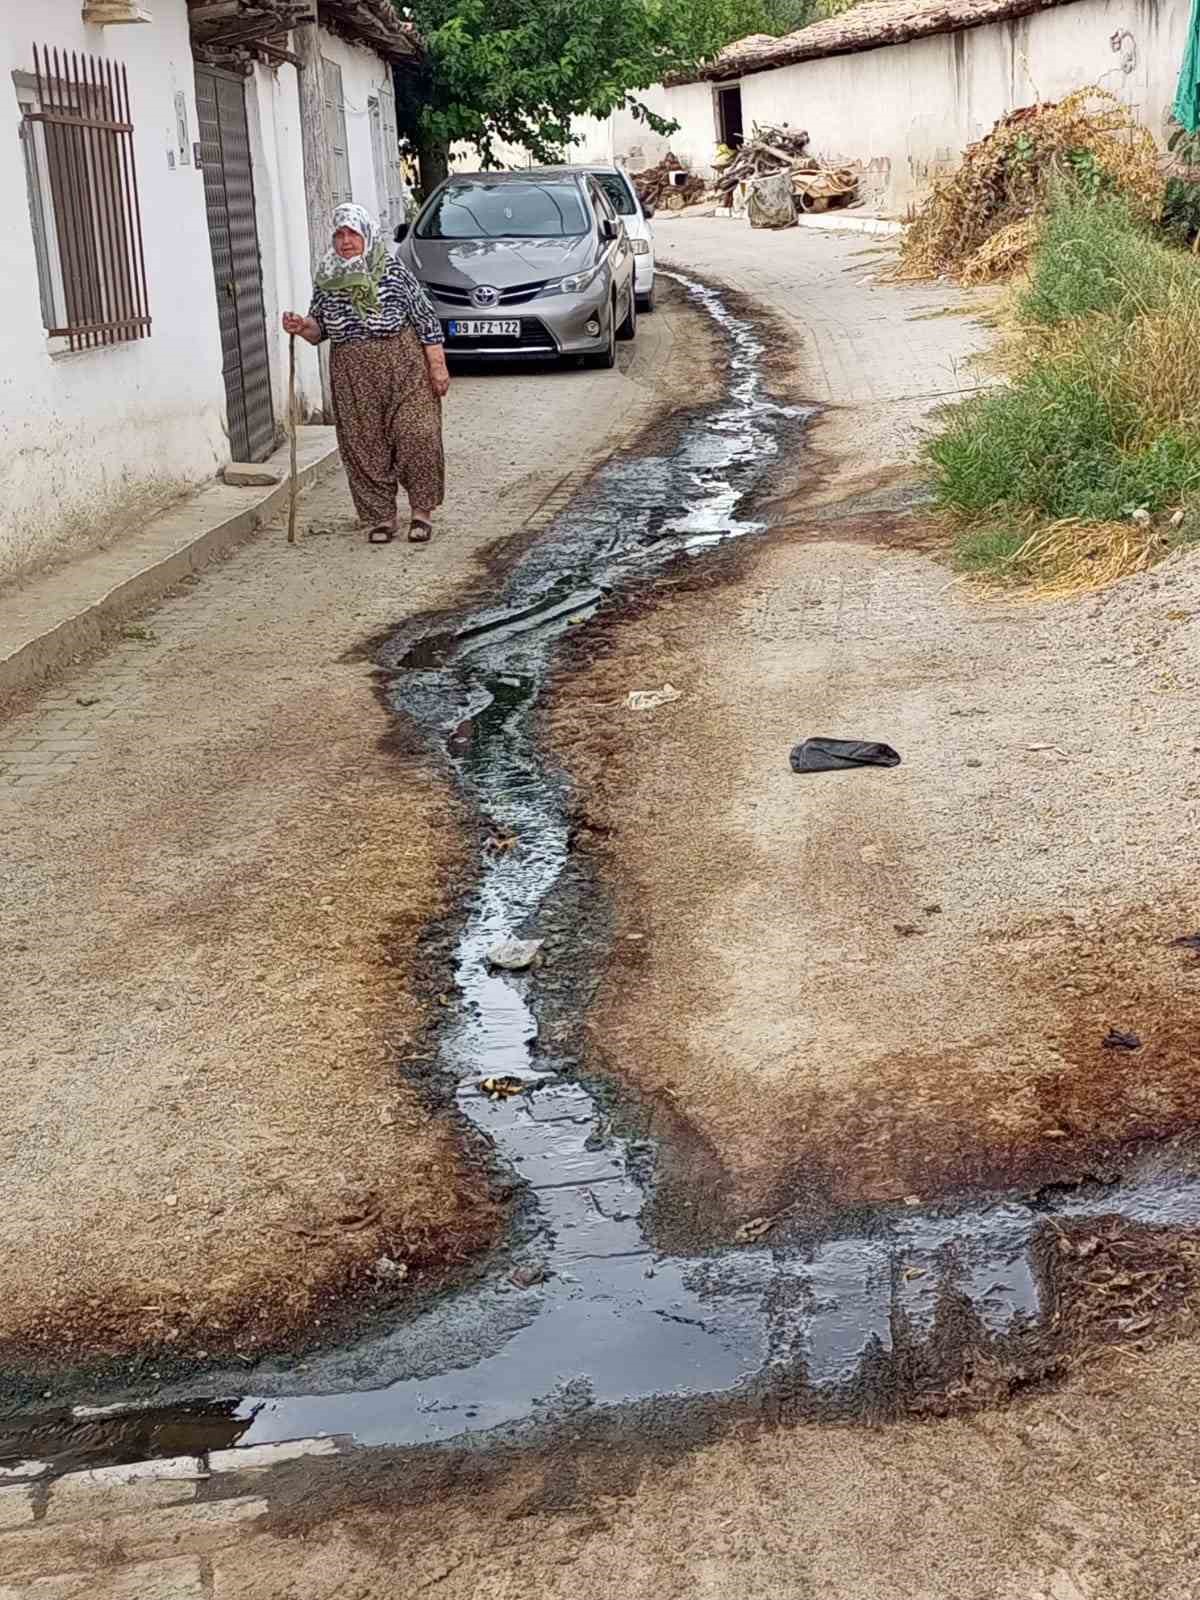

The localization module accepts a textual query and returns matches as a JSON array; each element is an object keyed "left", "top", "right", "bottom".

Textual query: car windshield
[
  {"left": 591, "top": 173, "right": 637, "bottom": 216},
  {"left": 417, "top": 181, "right": 588, "bottom": 240}
]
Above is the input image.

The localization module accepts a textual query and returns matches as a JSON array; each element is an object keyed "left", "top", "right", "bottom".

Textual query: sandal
[
  {"left": 367, "top": 522, "right": 396, "bottom": 544},
  {"left": 408, "top": 519, "right": 433, "bottom": 544}
]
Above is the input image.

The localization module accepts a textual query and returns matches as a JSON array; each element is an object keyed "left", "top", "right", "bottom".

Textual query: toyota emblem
[{"left": 471, "top": 284, "right": 500, "bottom": 309}]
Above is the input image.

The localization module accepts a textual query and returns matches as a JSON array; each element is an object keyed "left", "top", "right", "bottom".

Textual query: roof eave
[
  {"left": 318, "top": 0, "right": 421, "bottom": 63},
  {"left": 673, "top": 0, "right": 1073, "bottom": 85}
]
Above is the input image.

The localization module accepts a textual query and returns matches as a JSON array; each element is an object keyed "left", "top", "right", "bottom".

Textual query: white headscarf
[{"left": 314, "top": 204, "right": 389, "bottom": 313}]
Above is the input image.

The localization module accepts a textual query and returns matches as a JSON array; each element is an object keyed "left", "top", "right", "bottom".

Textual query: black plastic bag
[{"left": 789, "top": 737, "right": 902, "bottom": 774}]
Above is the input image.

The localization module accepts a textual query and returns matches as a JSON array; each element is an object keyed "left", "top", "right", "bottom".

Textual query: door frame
[{"left": 715, "top": 83, "right": 745, "bottom": 150}]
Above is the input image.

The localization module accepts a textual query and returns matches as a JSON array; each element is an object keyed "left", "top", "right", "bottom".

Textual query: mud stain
[{"left": 5, "top": 276, "right": 1200, "bottom": 1476}]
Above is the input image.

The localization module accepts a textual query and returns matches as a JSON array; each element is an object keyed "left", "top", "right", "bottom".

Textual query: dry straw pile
[{"left": 895, "top": 88, "right": 1163, "bottom": 284}]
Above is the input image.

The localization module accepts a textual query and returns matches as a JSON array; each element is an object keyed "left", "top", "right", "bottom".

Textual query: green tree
[{"left": 393, "top": 0, "right": 772, "bottom": 191}]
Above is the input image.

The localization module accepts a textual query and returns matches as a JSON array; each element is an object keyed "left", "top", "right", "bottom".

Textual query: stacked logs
[{"left": 715, "top": 124, "right": 858, "bottom": 213}]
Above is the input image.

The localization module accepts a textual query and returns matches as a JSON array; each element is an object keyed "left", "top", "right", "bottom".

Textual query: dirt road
[
  {"left": 548, "top": 220, "right": 1200, "bottom": 1240},
  {"left": 0, "top": 301, "right": 698, "bottom": 1371},
  {"left": 5, "top": 226, "right": 1200, "bottom": 1600}
]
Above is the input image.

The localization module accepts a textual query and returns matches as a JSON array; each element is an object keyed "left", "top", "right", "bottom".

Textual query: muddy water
[{"left": 5, "top": 280, "right": 1200, "bottom": 1472}]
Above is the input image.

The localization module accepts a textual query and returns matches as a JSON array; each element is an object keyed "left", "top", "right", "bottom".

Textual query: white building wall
[
  {"left": 452, "top": 91, "right": 695, "bottom": 176},
  {"left": 0, "top": 0, "right": 226, "bottom": 586},
  {"left": 619, "top": 0, "right": 1189, "bottom": 212},
  {"left": 245, "top": 61, "right": 323, "bottom": 422}
]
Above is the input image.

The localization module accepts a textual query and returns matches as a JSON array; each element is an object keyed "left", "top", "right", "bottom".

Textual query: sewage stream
[{"left": 5, "top": 277, "right": 1200, "bottom": 1472}]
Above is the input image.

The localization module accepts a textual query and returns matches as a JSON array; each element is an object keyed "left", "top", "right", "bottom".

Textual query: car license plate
[{"left": 447, "top": 319, "right": 521, "bottom": 338}]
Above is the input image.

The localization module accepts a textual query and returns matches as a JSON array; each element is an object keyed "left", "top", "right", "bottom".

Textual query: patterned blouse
[{"left": 309, "top": 255, "right": 444, "bottom": 347}]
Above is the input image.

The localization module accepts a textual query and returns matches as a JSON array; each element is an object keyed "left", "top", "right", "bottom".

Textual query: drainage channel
[{"left": 5, "top": 277, "right": 1200, "bottom": 1473}]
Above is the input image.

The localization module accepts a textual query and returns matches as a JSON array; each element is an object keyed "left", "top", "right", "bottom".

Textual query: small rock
[
  {"left": 487, "top": 938, "right": 543, "bottom": 971},
  {"left": 374, "top": 1256, "right": 408, "bottom": 1283},
  {"left": 378, "top": 1106, "right": 396, "bottom": 1128},
  {"left": 965, "top": 758, "right": 982, "bottom": 768},
  {"left": 510, "top": 1263, "right": 546, "bottom": 1289},
  {"left": 1170, "top": 509, "right": 1186, "bottom": 529},
  {"left": 76, "top": 696, "right": 100, "bottom": 707},
  {"left": 1131, "top": 508, "right": 1152, "bottom": 526},
  {"left": 223, "top": 462, "right": 284, "bottom": 488},
  {"left": 165, "top": 1194, "right": 178, "bottom": 1208},
  {"left": 894, "top": 923, "right": 926, "bottom": 937}
]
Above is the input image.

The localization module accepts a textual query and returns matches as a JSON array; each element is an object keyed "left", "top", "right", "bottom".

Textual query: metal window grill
[{"left": 21, "top": 44, "right": 152, "bottom": 351}]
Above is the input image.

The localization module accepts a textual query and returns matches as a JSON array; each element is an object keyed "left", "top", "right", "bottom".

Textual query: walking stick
[{"left": 286, "top": 332, "right": 298, "bottom": 544}]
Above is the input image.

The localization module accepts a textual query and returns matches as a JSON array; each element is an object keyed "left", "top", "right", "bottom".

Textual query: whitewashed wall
[
  {"left": 0, "top": 0, "right": 226, "bottom": 586},
  {"left": 620, "top": 0, "right": 1189, "bottom": 212},
  {"left": 245, "top": 60, "right": 323, "bottom": 422},
  {"left": 452, "top": 89, "right": 705, "bottom": 175}
]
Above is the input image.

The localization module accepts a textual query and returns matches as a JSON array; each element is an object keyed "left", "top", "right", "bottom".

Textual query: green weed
[
  {"left": 1020, "top": 192, "right": 1180, "bottom": 326},
  {"left": 928, "top": 191, "right": 1200, "bottom": 590}
]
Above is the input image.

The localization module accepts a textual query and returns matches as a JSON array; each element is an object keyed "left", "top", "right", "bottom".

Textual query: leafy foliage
[
  {"left": 1163, "top": 124, "right": 1200, "bottom": 247},
  {"left": 393, "top": 0, "right": 768, "bottom": 169}
]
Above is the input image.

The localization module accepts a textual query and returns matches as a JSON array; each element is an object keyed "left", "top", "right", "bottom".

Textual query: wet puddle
[{"left": 4, "top": 278, "right": 1199, "bottom": 1473}]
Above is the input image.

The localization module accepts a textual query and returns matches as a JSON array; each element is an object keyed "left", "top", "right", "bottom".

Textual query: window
[
  {"left": 592, "top": 172, "right": 637, "bottom": 216},
  {"left": 417, "top": 181, "right": 588, "bottom": 240},
  {"left": 321, "top": 58, "right": 352, "bottom": 206},
  {"left": 590, "top": 181, "right": 618, "bottom": 228},
  {"left": 17, "top": 44, "right": 151, "bottom": 351}
]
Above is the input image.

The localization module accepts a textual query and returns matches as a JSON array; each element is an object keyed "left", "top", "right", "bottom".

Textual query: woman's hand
[
  {"left": 282, "top": 312, "right": 321, "bottom": 344},
  {"left": 425, "top": 345, "right": 450, "bottom": 399}
]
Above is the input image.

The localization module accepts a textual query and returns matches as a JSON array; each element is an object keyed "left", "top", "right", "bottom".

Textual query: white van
[{"left": 527, "top": 164, "right": 656, "bottom": 310}]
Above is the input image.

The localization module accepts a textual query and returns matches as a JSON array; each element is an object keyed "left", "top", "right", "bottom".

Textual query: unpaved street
[
  {"left": 549, "top": 221, "right": 1200, "bottom": 1238},
  {"left": 4, "top": 223, "right": 1200, "bottom": 1600},
  {"left": 0, "top": 305, "right": 696, "bottom": 1370}
]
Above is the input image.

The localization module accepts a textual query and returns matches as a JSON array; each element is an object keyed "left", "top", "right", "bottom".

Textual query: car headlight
[
  {"left": 629, "top": 239, "right": 650, "bottom": 256},
  {"left": 544, "top": 263, "right": 604, "bottom": 296}
]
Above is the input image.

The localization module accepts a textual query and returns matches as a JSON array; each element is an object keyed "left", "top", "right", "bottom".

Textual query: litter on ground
[
  {"left": 626, "top": 685, "right": 683, "bottom": 711},
  {"left": 789, "top": 737, "right": 902, "bottom": 773}
]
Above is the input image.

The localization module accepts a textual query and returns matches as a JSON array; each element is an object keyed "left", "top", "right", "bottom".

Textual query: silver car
[{"left": 396, "top": 170, "right": 638, "bottom": 367}]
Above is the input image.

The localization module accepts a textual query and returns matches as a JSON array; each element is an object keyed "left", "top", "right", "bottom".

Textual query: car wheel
[
  {"left": 588, "top": 301, "right": 617, "bottom": 369},
  {"left": 617, "top": 282, "right": 637, "bottom": 341},
  {"left": 637, "top": 282, "right": 655, "bottom": 313}
]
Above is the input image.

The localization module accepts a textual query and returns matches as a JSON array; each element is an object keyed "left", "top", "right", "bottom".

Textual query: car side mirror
[
  {"left": 602, "top": 217, "right": 618, "bottom": 241},
  {"left": 394, "top": 221, "right": 409, "bottom": 242},
  {"left": 643, "top": 201, "right": 655, "bottom": 219}
]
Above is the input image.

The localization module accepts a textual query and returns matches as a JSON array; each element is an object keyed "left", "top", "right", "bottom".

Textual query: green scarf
[{"left": 314, "top": 237, "right": 391, "bottom": 318}]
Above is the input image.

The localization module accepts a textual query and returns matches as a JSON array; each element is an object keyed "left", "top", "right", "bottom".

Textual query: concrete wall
[
  {"left": 0, "top": 0, "right": 226, "bottom": 585},
  {"left": 619, "top": 0, "right": 1189, "bottom": 212}
]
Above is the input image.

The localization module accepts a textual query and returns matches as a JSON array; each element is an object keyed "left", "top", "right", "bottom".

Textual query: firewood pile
[
  {"left": 715, "top": 124, "right": 858, "bottom": 213},
  {"left": 631, "top": 154, "right": 709, "bottom": 213}
]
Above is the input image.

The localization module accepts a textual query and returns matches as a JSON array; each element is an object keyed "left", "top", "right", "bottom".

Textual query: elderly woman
[{"left": 283, "top": 203, "right": 449, "bottom": 545}]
